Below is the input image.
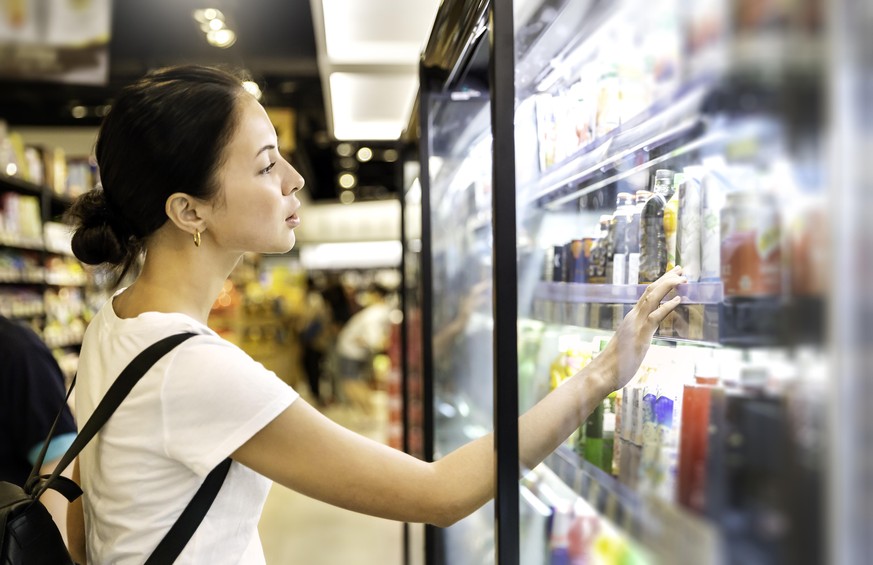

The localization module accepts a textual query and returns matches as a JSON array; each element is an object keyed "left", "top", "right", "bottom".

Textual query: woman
[{"left": 65, "top": 65, "right": 685, "bottom": 564}]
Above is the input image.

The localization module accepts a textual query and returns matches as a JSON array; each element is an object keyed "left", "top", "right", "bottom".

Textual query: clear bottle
[
  {"left": 607, "top": 192, "right": 635, "bottom": 285},
  {"left": 626, "top": 190, "right": 651, "bottom": 286},
  {"left": 638, "top": 169, "right": 676, "bottom": 283},
  {"left": 664, "top": 174, "right": 682, "bottom": 271},
  {"left": 586, "top": 214, "right": 613, "bottom": 283}
]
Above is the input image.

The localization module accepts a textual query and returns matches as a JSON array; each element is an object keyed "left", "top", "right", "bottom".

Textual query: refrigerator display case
[
  {"left": 505, "top": 0, "right": 829, "bottom": 564},
  {"left": 408, "top": 0, "right": 867, "bottom": 563}
]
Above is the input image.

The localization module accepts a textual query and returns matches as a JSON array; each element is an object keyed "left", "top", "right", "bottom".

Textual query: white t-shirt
[{"left": 75, "top": 292, "right": 298, "bottom": 564}]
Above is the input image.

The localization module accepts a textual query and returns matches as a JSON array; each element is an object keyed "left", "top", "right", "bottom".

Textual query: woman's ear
[{"left": 165, "top": 192, "right": 207, "bottom": 234}]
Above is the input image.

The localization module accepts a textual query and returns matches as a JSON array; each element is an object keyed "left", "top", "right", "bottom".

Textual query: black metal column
[
  {"left": 489, "top": 1, "right": 519, "bottom": 564},
  {"left": 418, "top": 63, "right": 439, "bottom": 565}
]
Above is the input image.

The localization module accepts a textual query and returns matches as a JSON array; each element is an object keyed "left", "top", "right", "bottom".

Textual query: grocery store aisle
[{"left": 258, "top": 390, "right": 404, "bottom": 565}]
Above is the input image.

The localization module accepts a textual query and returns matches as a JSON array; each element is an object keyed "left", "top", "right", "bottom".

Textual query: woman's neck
[{"left": 113, "top": 233, "right": 240, "bottom": 325}]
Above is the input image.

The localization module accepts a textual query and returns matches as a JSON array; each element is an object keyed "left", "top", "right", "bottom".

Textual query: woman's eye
[{"left": 260, "top": 162, "right": 276, "bottom": 175}]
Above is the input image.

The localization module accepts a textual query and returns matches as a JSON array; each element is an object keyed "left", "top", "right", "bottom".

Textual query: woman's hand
[{"left": 598, "top": 266, "right": 687, "bottom": 392}]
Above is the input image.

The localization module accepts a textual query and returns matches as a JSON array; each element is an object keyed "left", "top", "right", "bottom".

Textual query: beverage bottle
[
  {"left": 585, "top": 214, "right": 612, "bottom": 283},
  {"left": 677, "top": 358, "right": 722, "bottom": 512},
  {"left": 699, "top": 169, "right": 725, "bottom": 282},
  {"left": 606, "top": 192, "right": 635, "bottom": 285},
  {"left": 638, "top": 169, "right": 676, "bottom": 283},
  {"left": 677, "top": 166, "right": 705, "bottom": 282},
  {"left": 664, "top": 174, "right": 681, "bottom": 271},
  {"left": 626, "top": 190, "right": 650, "bottom": 286}
]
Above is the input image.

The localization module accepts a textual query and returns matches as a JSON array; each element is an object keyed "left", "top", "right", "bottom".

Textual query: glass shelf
[
  {"left": 531, "top": 284, "right": 825, "bottom": 347},
  {"left": 541, "top": 445, "right": 723, "bottom": 565},
  {"left": 535, "top": 281, "right": 724, "bottom": 305}
]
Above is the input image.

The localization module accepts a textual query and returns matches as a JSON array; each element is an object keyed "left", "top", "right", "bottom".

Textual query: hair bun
[{"left": 66, "top": 188, "right": 128, "bottom": 265}]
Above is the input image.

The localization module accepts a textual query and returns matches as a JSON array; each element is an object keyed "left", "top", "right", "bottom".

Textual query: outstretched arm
[{"left": 232, "top": 268, "right": 685, "bottom": 527}]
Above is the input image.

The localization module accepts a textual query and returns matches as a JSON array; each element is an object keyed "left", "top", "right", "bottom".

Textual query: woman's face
[{"left": 206, "top": 93, "right": 304, "bottom": 254}]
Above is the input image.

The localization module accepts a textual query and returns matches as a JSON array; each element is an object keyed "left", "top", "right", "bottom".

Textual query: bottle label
[
  {"left": 612, "top": 253, "right": 627, "bottom": 284},
  {"left": 627, "top": 253, "right": 640, "bottom": 285}
]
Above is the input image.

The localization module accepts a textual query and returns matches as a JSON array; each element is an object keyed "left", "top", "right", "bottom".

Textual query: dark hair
[{"left": 66, "top": 65, "right": 248, "bottom": 279}]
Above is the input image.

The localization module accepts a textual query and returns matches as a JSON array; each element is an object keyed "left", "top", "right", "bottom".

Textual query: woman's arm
[
  {"left": 67, "top": 459, "right": 87, "bottom": 565},
  {"left": 232, "top": 268, "right": 685, "bottom": 527}
]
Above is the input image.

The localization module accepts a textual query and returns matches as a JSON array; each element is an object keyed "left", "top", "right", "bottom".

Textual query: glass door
[{"left": 508, "top": 0, "right": 829, "bottom": 563}]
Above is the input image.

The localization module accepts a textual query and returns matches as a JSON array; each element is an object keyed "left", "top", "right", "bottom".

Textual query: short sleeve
[{"left": 161, "top": 336, "right": 298, "bottom": 476}]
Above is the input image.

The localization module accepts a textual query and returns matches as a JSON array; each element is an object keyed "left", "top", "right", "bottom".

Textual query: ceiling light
[
  {"left": 206, "top": 29, "right": 236, "bottom": 48},
  {"left": 339, "top": 157, "right": 358, "bottom": 170},
  {"left": 338, "top": 172, "right": 357, "bottom": 189},
  {"left": 208, "top": 18, "right": 225, "bottom": 31},
  {"left": 6, "top": 163, "right": 17, "bottom": 176},
  {"left": 320, "top": 0, "right": 439, "bottom": 65},
  {"left": 193, "top": 8, "right": 224, "bottom": 23},
  {"left": 336, "top": 143, "right": 353, "bottom": 157},
  {"left": 339, "top": 190, "right": 356, "bottom": 204},
  {"left": 71, "top": 105, "right": 87, "bottom": 118},
  {"left": 383, "top": 149, "right": 398, "bottom": 162},
  {"left": 329, "top": 72, "right": 418, "bottom": 140},
  {"left": 356, "top": 147, "right": 372, "bottom": 162}
]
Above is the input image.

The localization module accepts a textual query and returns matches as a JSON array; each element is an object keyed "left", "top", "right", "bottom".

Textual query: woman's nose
[{"left": 282, "top": 162, "right": 305, "bottom": 195}]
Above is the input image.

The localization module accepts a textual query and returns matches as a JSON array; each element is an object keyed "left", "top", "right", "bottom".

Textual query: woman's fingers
[
  {"left": 648, "top": 295, "right": 682, "bottom": 326},
  {"left": 639, "top": 266, "right": 686, "bottom": 315}
]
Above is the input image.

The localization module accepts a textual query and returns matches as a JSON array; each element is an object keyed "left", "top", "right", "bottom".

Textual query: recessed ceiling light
[
  {"left": 71, "top": 105, "right": 87, "bottom": 118},
  {"left": 206, "top": 29, "right": 236, "bottom": 48},
  {"left": 193, "top": 8, "right": 224, "bottom": 23},
  {"left": 340, "top": 190, "right": 356, "bottom": 204},
  {"left": 338, "top": 172, "right": 357, "bottom": 189},
  {"left": 356, "top": 147, "right": 372, "bottom": 162},
  {"left": 383, "top": 149, "right": 399, "bottom": 162},
  {"left": 336, "top": 143, "right": 354, "bottom": 157}
]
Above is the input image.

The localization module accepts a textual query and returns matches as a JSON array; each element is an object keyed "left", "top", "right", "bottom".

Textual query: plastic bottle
[
  {"left": 677, "top": 166, "right": 705, "bottom": 282},
  {"left": 605, "top": 193, "right": 634, "bottom": 285},
  {"left": 626, "top": 190, "right": 650, "bottom": 286},
  {"left": 699, "top": 169, "right": 725, "bottom": 282},
  {"left": 585, "top": 214, "right": 613, "bottom": 284},
  {"left": 664, "top": 174, "right": 681, "bottom": 271},
  {"left": 677, "top": 358, "right": 721, "bottom": 512},
  {"left": 638, "top": 169, "right": 676, "bottom": 283}
]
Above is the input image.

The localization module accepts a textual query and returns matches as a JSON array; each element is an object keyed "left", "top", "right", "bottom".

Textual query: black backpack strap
[
  {"left": 24, "top": 372, "right": 78, "bottom": 496},
  {"left": 144, "top": 458, "right": 233, "bottom": 565},
  {"left": 32, "top": 330, "right": 232, "bottom": 563},
  {"left": 31, "top": 332, "right": 198, "bottom": 500}
]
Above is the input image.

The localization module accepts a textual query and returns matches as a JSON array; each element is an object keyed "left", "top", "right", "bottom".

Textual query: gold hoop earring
[{"left": 193, "top": 230, "right": 201, "bottom": 248}]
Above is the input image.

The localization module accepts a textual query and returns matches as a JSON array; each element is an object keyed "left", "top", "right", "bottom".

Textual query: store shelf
[
  {"left": 531, "top": 282, "right": 824, "bottom": 346},
  {"left": 535, "top": 281, "right": 724, "bottom": 305},
  {"left": 0, "top": 173, "right": 76, "bottom": 210},
  {"left": 542, "top": 445, "right": 722, "bottom": 565},
  {"left": 0, "top": 173, "right": 44, "bottom": 198},
  {"left": 0, "top": 234, "right": 45, "bottom": 251}
]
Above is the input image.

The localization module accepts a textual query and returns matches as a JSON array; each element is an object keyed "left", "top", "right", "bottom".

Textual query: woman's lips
[{"left": 286, "top": 212, "right": 301, "bottom": 228}]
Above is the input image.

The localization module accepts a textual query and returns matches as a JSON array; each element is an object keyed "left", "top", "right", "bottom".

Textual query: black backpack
[{"left": 0, "top": 333, "right": 231, "bottom": 565}]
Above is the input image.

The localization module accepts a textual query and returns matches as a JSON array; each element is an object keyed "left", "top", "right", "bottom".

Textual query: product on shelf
[
  {"left": 664, "top": 175, "right": 680, "bottom": 271},
  {"left": 676, "top": 359, "right": 722, "bottom": 513},
  {"left": 720, "top": 173, "right": 781, "bottom": 298},
  {"left": 638, "top": 169, "right": 676, "bottom": 284},
  {"left": 699, "top": 166, "right": 726, "bottom": 282},
  {"left": 677, "top": 166, "right": 704, "bottom": 282},
  {"left": 607, "top": 192, "right": 634, "bottom": 285},
  {"left": 625, "top": 190, "right": 650, "bottom": 285},
  {"left": 585, "top": 214, "right": 613, "bottom": 284}
]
